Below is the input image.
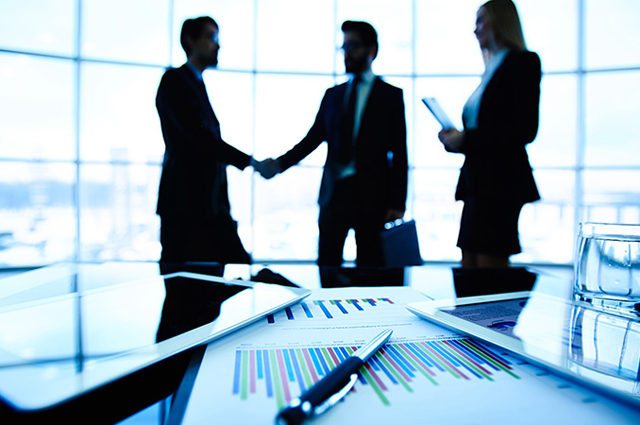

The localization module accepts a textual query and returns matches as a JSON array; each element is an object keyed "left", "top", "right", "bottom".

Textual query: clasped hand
[{"left": 251, "top": 158, "right": 281, "bottom": 179}]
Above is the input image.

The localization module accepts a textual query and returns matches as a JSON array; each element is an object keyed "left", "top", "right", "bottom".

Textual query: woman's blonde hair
[{"left": 481, "top": 0, "right": 527, "bottom": 51}]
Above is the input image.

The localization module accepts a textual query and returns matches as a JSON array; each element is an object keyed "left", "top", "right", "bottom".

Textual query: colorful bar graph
[
  {"left": 284, "top": 307, "right": 294, "bottom": 320},
  {"left": 300, "top": 302, "right": 313, "bottom": 318},
  {"left": 314, "top": 300, "right": 333, "bottom": 319},
  {"left": 232, "top": 338, "right": 519, "bottom": 408},
  {"left": 267, "top": 298, "right": 398, "bottom": 324}
]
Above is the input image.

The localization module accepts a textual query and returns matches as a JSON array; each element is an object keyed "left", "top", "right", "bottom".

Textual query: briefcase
[{"left": 380, "top": 219, "right": 423, "bottom": 267}]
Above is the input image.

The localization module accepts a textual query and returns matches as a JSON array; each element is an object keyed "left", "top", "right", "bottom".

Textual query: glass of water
[{"left": 574, "top": 222, "right": 640, "bottom": 318}]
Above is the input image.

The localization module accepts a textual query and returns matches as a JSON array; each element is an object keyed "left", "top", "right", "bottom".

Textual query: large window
[{"left": 0, "top": 0, "right": 638, "bottom": 267}]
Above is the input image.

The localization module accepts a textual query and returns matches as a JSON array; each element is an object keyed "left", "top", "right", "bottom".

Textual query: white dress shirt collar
[{"left": 351, "top": 68, "right": 375, "bottom": 86}]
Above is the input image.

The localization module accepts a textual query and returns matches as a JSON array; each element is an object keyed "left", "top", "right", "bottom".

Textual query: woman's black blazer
[{"left": 455, "top": 50, "right": 541, "bottom": 203}]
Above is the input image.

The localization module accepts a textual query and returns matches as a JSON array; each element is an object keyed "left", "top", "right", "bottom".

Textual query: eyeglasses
[{"left": 339, "top": 42, "right": 366, "bottom": 52}]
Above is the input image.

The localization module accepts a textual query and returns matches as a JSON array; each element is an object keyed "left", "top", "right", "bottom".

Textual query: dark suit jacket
[
  {"left": 277, "top": 77, "right": 407, "bottom": 217},
  {"left": 455, "top": 50, "right": 541, "bottom": 203},
  {"left": 155, "top": 65, "right": 251, "bottom": 218}
]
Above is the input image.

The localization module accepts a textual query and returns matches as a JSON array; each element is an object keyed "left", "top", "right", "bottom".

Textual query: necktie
[{"left": 339, "top": 74, "right": 361, "bottom": 164}]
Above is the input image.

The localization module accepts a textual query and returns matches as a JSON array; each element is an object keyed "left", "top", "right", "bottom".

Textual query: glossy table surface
[{"left": 0, "top": 261, "right": 576, "bottom": 423}]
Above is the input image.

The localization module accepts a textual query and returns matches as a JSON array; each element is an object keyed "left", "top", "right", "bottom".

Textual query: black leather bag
[{"left": 380, "top": 219, "right": 423, "bottom": 267}]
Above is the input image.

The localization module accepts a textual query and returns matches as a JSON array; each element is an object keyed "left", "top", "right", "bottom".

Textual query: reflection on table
[{"left": 0, "top": 261, "right": 586, "bottom": 423}]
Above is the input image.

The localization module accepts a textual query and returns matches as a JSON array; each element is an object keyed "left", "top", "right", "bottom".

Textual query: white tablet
[
  {"left": 421, "top": 97, "right": 458, "bottom": 130},
  {"left": 407, "top": 291, "right": 640, "bottom": 408},
  {"left": 0, "top": 272, "right": 310, "bottom": 411}
]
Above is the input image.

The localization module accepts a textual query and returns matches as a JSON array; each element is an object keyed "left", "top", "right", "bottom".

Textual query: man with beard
[
  {"left": 259, "top": 21, "right": 407, "bottom": 266},
  {"left": 156, "top": 16, "right": 266, "bottom": 264}
]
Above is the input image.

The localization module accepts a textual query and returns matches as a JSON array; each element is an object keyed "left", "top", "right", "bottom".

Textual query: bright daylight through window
[{"left": 0, "top": 0, "right": 638, "bottom": 267}]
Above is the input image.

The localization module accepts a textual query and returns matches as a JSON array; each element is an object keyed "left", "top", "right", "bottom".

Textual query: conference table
[{"left": 0, "top": 261, "right": 635, "bottom": 423}]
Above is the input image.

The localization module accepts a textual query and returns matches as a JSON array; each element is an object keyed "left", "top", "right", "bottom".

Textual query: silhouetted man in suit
[
  {"left": 260, "top": 21, "right": 407, "bottom": 266},
  {"left": 156, "top": 16, "right": 266, "bottom": 264}
]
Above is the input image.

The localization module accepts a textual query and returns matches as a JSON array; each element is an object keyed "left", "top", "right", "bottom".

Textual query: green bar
[
  {"left": 240, "top": 350, "right": 249, "bottom": 400},
  {"left": 459, "top": 340, "right": 520, "bottom": 380},
  {"left": 295, "top": 349, "right": 313, "bottom": 387},
  {"left": 439, "top": 342, "right": 493, "bottom": 381},
  {"left": 368, "top": 349, "right": 413, "bottom": 393},
  {"left": 269, "top": 350, "right": 285, "bottom": 407},
  {"left": 396, "top": 344, "right": 438, "bottom": 386},
  {"left": 360, "top": 364, "right": 391, "bottom": 406},
  {"left": 416, "top": 342, "right": 461, "bottom": 379},
  {"left": 241, "top": 350, "right": 249, "bottom": 400},
  {"left": 320, "top": 347, "right": 336, "bottom": 369}
]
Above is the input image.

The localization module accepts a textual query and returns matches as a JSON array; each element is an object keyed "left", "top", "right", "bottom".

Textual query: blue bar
[
  {"left": 267, "top": 314, "right": 275, "bottom": 324},
  {"left": 308, "top": 348, "right": 325, "bottom": 376},
  {"left": 450, "top": 340, "right": 482, "bottom": 363},
  {"left": 257, "top": 349, "right": 263, "bottom": 379},
  {"left": 285, "top": 307, "right": 294, "bottom": 320},
  {"left": 233, "top": 350, "right": 241, "bottom": 395},
  {"left": 365, "top": 298, "right": 376, "bottom": 306},
  {"left": 371, "top": 354, "right": 398, "bottom": 384},
  {"left": 407, "top": 343, "right": 436, "bottom": 370},
  {"left": 283, "top": 349, "right": 295, "bottom": 381},
  {"left": 337, "top": 346, "right": 350, "bottom": 360},
  {"left": 413, "top": 343, "right": 446, "bottom": 372},
  {"left": 384, "top": 345, "right": 415, "bottom": 378},
  {"left": 333, "top": 346, "right": 346, "bottom": 361},
  {"left": 333, "top": 300, "right": 348, "bottom": 314},
  {"left": 441, "top": 343, "right": 483, "bottom": 379},
  {"left": 470, "top": 340, "right": 512, "bottom": 366},
  {"left": 314, "top": 348, "right": 330, "bottom": 375},
  {"left": 427, "top": 341, "right": 461, "bottom": 367},
  {"left": 315, "top": 300, "right": 333, "bottom": 319},
  {"left": 369, "top": 356, "right": 381, "bottom": 371},
  {"left": 387, "top": 344, "right": 416, "bottom": 373},
  {"left": 460, "top": 361, "right": 483, "bottom": 379},
  {"left": 301, "top": 302, "right": 313, "bottom": 318},
  {"left": 350, "top": 299, "right": 364, "bottom": 311},
  {"left": 289, "top": 348, "right": 306, "bottom": 392},
  {"left": 451, "top": 340, "right": 496, "bottom": 370},
  {"left": 263, "top": 350, "right": 273, "bottom": 397}
]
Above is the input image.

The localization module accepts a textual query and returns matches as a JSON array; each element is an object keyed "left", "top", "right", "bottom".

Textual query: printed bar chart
[
  {"left": 232, "top": 338, "right": 519, "bottom": 408},
  {"left": 266, "top": 298, "right": 396, "bottom": 324}
]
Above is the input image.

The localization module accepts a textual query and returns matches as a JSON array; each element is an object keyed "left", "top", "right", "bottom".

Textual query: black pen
[{"left": 275, "top": 329, "right": 393, "bottom": 425}]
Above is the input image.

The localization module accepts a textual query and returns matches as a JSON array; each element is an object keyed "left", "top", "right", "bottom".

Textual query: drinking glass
[{"left": 574, "top": 222, "right": 640, "bottom": 318}]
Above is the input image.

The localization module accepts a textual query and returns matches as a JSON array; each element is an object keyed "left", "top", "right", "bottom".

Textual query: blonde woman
[{"left": 438, "top": 0, "right": 541, "bottom": 268}]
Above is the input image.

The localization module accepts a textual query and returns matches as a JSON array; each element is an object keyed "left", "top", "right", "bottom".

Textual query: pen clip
[{"left": 312, "top": 373, "right": 359, "bottom": 417}]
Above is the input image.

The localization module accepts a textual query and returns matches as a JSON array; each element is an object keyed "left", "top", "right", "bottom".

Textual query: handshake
[{"left": 250, "top": 158, "right": 281, "bottom": 179}]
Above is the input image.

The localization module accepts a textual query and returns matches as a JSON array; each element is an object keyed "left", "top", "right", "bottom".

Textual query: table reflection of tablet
[
  {"left": 0, "top": 272, "right": 310, "bottom": 411},
  {"left": 421, "top": 97, "right": 458, "bottom": 130},
  {"left": 407, "top": 292, "right": 640, "bottom": 409}
]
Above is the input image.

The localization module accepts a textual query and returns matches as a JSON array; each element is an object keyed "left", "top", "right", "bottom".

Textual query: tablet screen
[
  {"left": 408, "top": 292, "right": 640, "bottom": 407},
  {"left": 0, "top": 272, "right": 309, "bottom": 411},
  {"left": 445, "top": 297, "right": 529, "bottom": 338},
  {"left": 421, "top": 97, "right": 457, "bottom": 130}
]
